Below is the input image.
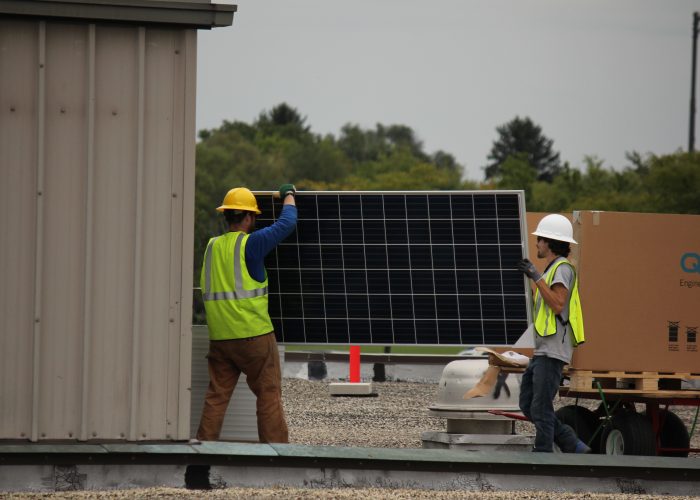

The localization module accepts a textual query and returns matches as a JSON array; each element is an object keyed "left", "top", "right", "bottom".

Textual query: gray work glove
[{"left": 517, "top": 258, "right": 543, "bottom": 282}]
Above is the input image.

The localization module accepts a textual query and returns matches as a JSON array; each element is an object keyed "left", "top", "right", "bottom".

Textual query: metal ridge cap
[{"left": 0, "top": 0, "right": 236, "bottom": 28}]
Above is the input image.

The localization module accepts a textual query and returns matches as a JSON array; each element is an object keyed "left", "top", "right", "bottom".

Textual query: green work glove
[{"left": 279, "top": 183, "right": 296, "bottom": 198}]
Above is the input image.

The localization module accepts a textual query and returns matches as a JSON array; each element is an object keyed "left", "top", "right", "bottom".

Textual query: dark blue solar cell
[
  {"left": 323, "top": 270, "right": 346, "bottom": 293},
  {"left": 268, "top": 293, "right": 281, "bottom": 318},
  {"left": 321, "top": 245, "right": 343, "bottom": 268},
  {"left": 340, "top": 220, "right": 364, "bottom": 243},
  {"left": 460, "top": 320, "right": 484, "bottom": 344},
  {"left": 317, "top": 196, "right": 340, "bottom": 219},
  {"left": 502, "top": 270, "right": 525, "bottom": 294},
  {"left": 414, "top": 296, "right": 436, "bottom": 319},
  {"left": 387, "top": 245, "right": 409, "bottom": 268},
  {"left": 361, "top": 194, "right": 384, "bottom": 219},
  {"left": 343, "top": 245, "right": 366, "bottom": 269},
  {"left": 304, "top": 319, "right": 327, "bottom": 343},
  {"left": 475, "top": 220, "right": 499, "bottom": 244},
  {"left": 483, "top": 320, "right": 507, "bottom": 343},
  {"left": 296, "top": 220, "right": 319, "bottom": 243},
  {"left": 383, "top": 196, "right": 406, "bottom": 219},
  {"left": 477, "top": 246, "right": 501, "bottom": 269},
  {"left": 411, "top": 270, "right": 434, "bottom": 294},
  {"left": 504, "top": 294, "right": 528, "bottom": 318},
  {"left": 479, "top": 270, "right": 503, "bottom": 294},
  {"left": 280, "top": 319, "right": 306, "bottom": 342},
  {"left": 363, "top": 220, "right": 387, "bottom": 244},
  {"left": 408, "top": 220, "right": 431, "bottom": 243},
  {"left": 327, "top": 319, "right": 349, "bottom": 343},
  {"left": 349, "top": 319, "right": 371, "bottom": 342},
  {"left": 436, "top": 295, "right": 459, "bottom": 319},
  {"left": 481, "top": 295, "right": 505, "bottom": 319},
  {"left": 500, "top": 245, "right": 524, "bottom": 269},
  {"left": 496, "top": 193, "right": 521, "bottom": 218},
  {"left": 434, "top": 270, "right": 457, "bottom": 293},
  {"left": 457, "top": 294, "right": 481, "bottom": 318},
  {"left": 299, "top": 246, "right": 321, "bottom": 268},
  {"left": 303, "top": 296, "right": 325, "bottom": 317},
  {"left": 339, "top": 195, "right": 362, "bottom": 219},
  {"left": 393, "top": 320, "right": 416, "bottom": 344},
  {"left": 391, "top": 294, "right": 413, "bottom": 318},
  {"left": 437, "top": 320, "right": 461, "bottom": 344},
  {"left": 430, "top": 220, "right": 454, "bottom": 244},
  {"left": 416, "top": 320, "right": 438, "bottom": 344},
  {"left": 367, "top": 270, "right": 390, "bottom": 294},
  {"left": 473, "top": 194, "right": 497, "bottom": 218},
  {"left": 498, "top": 219, "right": 522, "bottom": 244},
  {"left": 385, "top": 223, "right": 408, "bottom": 244},
  {"left": 389, "top": 270, "right": 412, "bottom": 291},
  {"left": 452, "top": 220, "right": 476, "bottom": 244},
  {"left": 405, "top": 195, "right": 428, "bottom": 219},
  {"left": 432, "top": 245, "right": 455, "bottom": 270},
  {"left": 428, "top": 195, "right": 452, "bottom": 219},
  {"left": 319, "top": 220, "right": 342, "bottom": 244},
  {"left": 347, "top": 294, "right": 370, "bottom": 318},
  {"left": 300, "top": 270, "right": 323, "bottom": 290},
  {"left": 281, "top": 294, "right": 303, "bottom": 317},
  {"left": 451, "top": 194, "right": 474, "bottom": 219},
  {"left": 370, "top": 319, "right": 393, "bottom": 343},
  {"left": 278, "top": 270, "right": 301, "bottom": 293},
  {"left": 364, "top": 245, "right": 388, "bottom": 269},
  {"left": 295, "top": 195, "right": 319, "bottom": 219},
  {"left": 324, "top": 294, "right": 347, "bottom": 318},
  {"left": 456, "top": 270, "right": 479, "bottom": 294},
  {"left": 369, "top": 294, "right": 391, "bottom": 318},
  {"left": 454, "top": 245, "right": 478, "bottom": 269},
  {"left": 345, "top": 270, "right": 368, "bottom": 293},
  {"left": 506, "top": 320, "right": 529, "bottom": 344},
  {"left": 410, "top": 245, "right": 432, "bottom": 269}
]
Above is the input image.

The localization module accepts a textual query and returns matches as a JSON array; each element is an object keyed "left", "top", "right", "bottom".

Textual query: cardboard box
[{"left": 570, "top": 211, "right": 700, "bottom": 373}]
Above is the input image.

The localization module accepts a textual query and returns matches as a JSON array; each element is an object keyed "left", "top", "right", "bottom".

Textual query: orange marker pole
[{"left": 349, "top": 345, "right": 361, "bottom": 383}]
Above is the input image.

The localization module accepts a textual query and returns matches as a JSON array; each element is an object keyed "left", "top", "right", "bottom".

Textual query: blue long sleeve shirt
[{"left": 245, "top": 204, "right": 297, "bottom": 282}]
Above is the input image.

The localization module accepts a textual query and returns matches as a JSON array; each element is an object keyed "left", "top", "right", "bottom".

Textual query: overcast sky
[{"left": 196, "top": 0, "right": 696, "bottom": 181}]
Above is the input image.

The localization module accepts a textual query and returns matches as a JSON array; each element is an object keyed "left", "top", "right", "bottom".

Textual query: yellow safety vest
[
  {"left": 533, "top": 258, "right": 585, "bottom": 346},
  {"left": 200, "top": 232, "right": 273, "bottom": 340}
]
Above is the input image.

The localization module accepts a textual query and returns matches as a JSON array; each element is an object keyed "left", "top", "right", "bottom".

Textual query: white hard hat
[{"left": 532, "top": 214, "right": 577, "bottom": 244}]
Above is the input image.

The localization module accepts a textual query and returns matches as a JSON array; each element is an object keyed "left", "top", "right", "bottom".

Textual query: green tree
[{"left": 484, "top": 116, "right": 561, "bottom": 182}]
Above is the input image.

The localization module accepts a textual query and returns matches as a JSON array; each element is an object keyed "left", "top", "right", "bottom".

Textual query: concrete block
[
  {"left": 421, "top": 431, "right": 533, "bottom": 452},
  {"left": 329, "top": 382, "right": 376, "bottom": 396}
]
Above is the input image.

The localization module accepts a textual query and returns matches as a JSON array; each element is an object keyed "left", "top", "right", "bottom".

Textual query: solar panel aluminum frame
[{"left": 253, "top": 190, "right": 532, "bottom": 346}]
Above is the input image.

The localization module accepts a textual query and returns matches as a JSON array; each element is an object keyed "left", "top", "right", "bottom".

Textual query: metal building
[{"left": 0, "top": 0, "right": 234, "bottom": 441}]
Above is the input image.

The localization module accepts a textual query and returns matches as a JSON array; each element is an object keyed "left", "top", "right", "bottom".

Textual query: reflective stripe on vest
[
  {"left": 201, "top": 232, "right": 273, "bottom": 340},
  {"left": 533, "top": 258, "right": 585, "bottom": 346},
  {"left": 202, "top": 233, "right": 268, "bottom": 301}
]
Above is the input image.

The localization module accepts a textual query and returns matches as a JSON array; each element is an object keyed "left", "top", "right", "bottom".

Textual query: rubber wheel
[
  {"left": 600, "top": 412, "right": 656, "bottom": 456},
  {"left": 644, "top": 410, "right": 690, "bottom": 457},
  {"left": 555, "top": 405, "right": 601, "bottom": 453}
]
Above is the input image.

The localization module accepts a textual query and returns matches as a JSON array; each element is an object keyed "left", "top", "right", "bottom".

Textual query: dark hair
[
  {"left": 543, "top": 237, "right": 571, "bottom": 257},
  {"left": 224, "top": 209, "right": 252, "bottom": 225}
]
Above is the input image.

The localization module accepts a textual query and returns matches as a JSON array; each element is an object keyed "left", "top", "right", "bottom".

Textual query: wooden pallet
[{"left": 567, "top": 369, "right": 700, "bottom": 392}]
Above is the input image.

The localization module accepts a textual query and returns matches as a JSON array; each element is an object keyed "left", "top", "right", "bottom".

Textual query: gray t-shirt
[{"left": 533, "top": 257, "right": 575, "bottom": 364}]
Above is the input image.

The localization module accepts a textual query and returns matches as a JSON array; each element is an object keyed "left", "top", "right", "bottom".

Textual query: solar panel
[{"left": 255, "top": 191, "right": 531, "bottom": 345}]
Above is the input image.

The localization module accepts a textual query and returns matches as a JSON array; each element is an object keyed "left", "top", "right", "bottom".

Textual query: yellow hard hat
[{"left": 216, "top": 187, "right": 261, "bottom": 214}]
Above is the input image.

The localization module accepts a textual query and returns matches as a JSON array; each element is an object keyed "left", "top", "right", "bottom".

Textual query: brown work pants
[{"left": 196, "top": 332, "right": 288, "bottom": 443}]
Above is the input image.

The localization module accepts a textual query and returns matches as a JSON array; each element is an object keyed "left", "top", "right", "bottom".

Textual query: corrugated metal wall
[{"left": 0, "top": 19, "right": 196, "bottom": 441}]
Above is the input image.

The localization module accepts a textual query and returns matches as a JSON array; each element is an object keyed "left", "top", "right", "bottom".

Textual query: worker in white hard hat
[
  {"left": 517, "top": 214, "right": 588, "bottom": 453},
  {"left": 187, "top": 184, "right": 297, "bottom": 490}
]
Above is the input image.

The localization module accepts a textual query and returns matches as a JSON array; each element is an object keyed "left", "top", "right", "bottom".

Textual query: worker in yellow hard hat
[
  {"left": 190, "top": 184, "right": 296, "bottom": 480},
  {"left": 517, "top": 214, "right": 587, "bottom": 454}
]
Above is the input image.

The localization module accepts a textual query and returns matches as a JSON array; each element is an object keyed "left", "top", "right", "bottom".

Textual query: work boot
[{"left": 185, "top": 464, "right": 212, "bottom": 490}]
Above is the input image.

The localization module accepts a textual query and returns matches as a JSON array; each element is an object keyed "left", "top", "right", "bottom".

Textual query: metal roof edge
[{"left": 0, "top": 0, "right": 235, "bottom": 29}]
